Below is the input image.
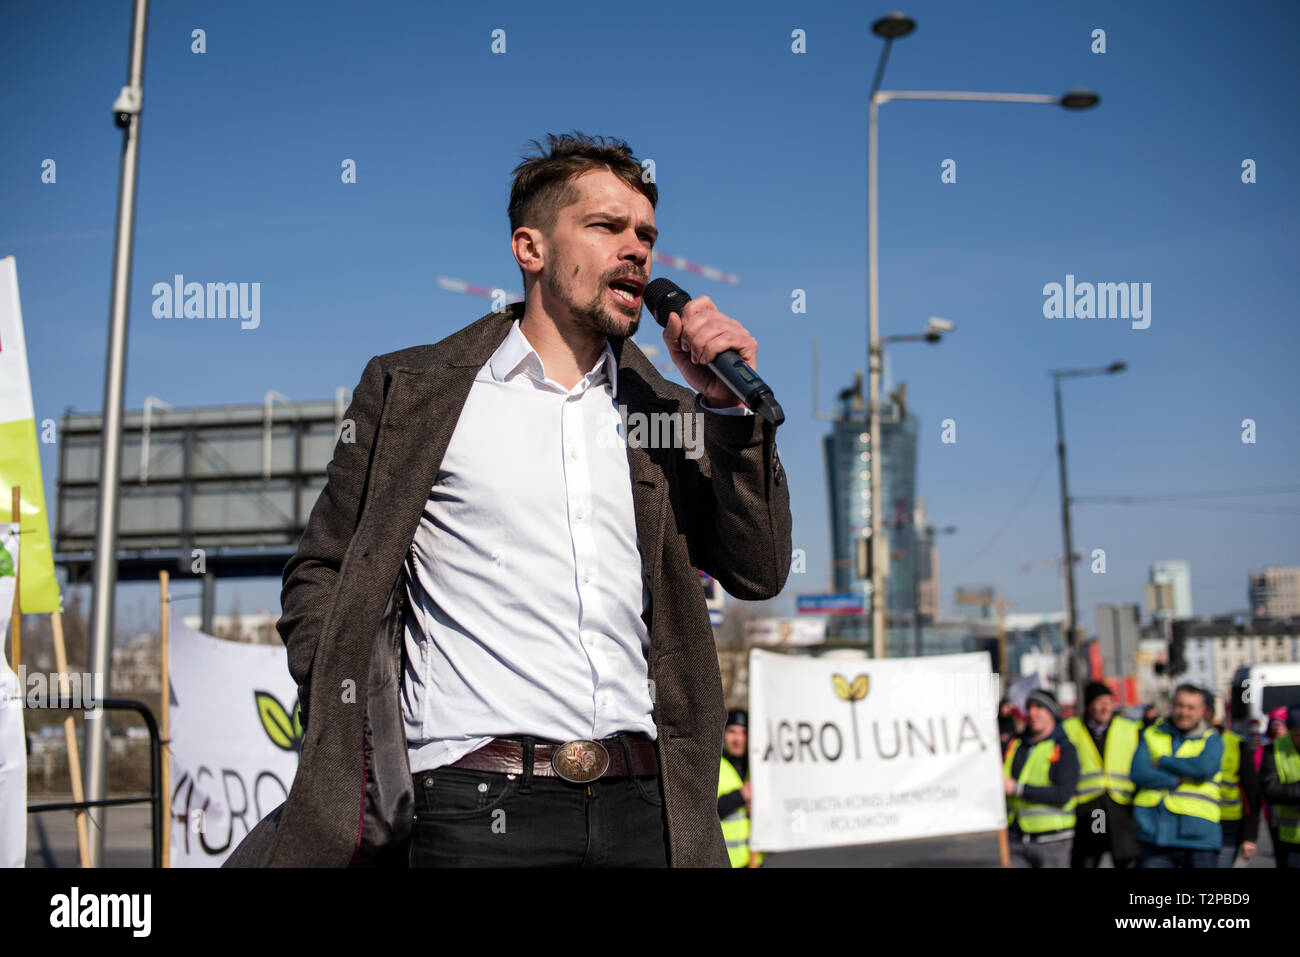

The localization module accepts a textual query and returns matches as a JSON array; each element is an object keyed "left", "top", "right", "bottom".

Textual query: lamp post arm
[{"left": 875, "top": 90, "right": 1062, "bottom": 106}]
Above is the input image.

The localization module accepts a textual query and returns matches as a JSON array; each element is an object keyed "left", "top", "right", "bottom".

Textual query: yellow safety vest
[
  {"left": 1062, "top": 715, "right": 1140, "bottom": 806},
  {"left": 718, "top": 756, "right": 763, "bottom": 867},
  {"left": 1133, "top": 724, "right": 1221, "bottom": 824},
  {"left": 1214, "top": 730, "right": 1244, "bottom": 822},
  {"left": 1273, "top": 735, "right": 1300, "bottom": 845},
  {"left": 1004, "top": 737, "right": 1077, "bottom": 833}
]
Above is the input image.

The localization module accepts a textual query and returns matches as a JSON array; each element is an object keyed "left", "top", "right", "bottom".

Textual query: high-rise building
[
  {"left": 1249, "top": 567, "right": 1300, "bottom": 618},
  {"left": 1147, "top": 560, "right": 1193, "bottom": 620},
  {"left": 822, "top": 374, "right": 919, "bottom": 621}
]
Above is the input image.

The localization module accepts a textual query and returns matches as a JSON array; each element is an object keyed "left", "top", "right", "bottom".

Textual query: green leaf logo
[
  {"left": 256, "top": 690, "right": 304, "bottom": 753},
  {"left": 0, "top": 548, "right": 13, "bottom": 579}
]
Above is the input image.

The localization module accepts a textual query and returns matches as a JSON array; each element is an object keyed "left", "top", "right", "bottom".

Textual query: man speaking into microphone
[{"left": 225, "top": 131, "right": 791, "bottom": 867}]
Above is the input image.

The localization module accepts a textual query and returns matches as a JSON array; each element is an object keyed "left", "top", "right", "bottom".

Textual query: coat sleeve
[
  {"left": 1238, "top": 740, "right": 1261, "bottom": 843},
  {"left": 1261, "top": 743, "right": 1300, "bottom": 804},
  {"left": 276, "top": 355, "right": 387, "bottom": 731},
  {"left": 678, "top": 395, "right": 792, "bottom": 600},
  {"left": 1157, "top": 734, "right": 1222, "bottom": 782},
  {"left": 1131, "top": 735, "right": 1181, "bottom": 791}
]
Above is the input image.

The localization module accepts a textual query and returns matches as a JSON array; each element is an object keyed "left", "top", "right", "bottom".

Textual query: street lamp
[
  {"left": 870, "top": 316, "right": 953, "bottom": 654},
  {"left": 866, "top": 12, "right": 1100, "bottom": 660},
  {"left": 1050, "top": 362, "right": 1127, "bottom": 706}
]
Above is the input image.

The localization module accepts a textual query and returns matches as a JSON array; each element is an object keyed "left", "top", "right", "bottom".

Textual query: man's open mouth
[{"left": 609, "top": 278, "right": 643, "bottom": 307}]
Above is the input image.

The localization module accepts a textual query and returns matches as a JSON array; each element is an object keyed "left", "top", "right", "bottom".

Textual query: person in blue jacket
[{"left": 1130, "top": 684, "right": 1224, "bottom": 868}]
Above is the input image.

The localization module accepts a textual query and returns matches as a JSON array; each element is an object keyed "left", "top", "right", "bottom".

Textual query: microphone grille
[{"left": 644, "top": 278, "right": 686, "bottom": 328}]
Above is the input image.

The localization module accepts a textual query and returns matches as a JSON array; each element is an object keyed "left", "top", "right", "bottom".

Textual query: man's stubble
[{"left": 544, "top": 251, "right": 640, "bottom": 341}]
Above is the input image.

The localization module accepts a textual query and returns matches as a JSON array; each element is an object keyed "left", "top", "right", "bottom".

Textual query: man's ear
[{"left": 513, "top": 226, "right": 544, "bottom": 277}]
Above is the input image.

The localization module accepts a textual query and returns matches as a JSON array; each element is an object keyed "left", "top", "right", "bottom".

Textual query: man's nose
[{"left": 619, "top": 236, "right": 649, "bottom": 264}]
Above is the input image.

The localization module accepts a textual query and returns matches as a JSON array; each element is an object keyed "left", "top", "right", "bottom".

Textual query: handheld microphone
[{"left": 642, "top": 278, "right": 785, "bottom": 426}]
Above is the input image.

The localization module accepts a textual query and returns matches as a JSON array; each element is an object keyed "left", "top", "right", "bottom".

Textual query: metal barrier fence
[{"left": 25, "top": 697, "right": 163, "bottom": 868}]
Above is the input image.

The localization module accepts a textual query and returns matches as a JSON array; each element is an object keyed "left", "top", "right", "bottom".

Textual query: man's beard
[{"left": 546, "top": 262, "right": 640, "bottom": 339}]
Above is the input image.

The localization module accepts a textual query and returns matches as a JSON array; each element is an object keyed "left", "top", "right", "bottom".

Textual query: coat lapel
[{"left": 611, "top": 338, "right": 675, "bottom": 623}]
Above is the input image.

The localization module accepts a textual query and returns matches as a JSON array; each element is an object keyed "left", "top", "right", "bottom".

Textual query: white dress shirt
[{"left": 400, "top": 322, "right": 661, "bottom": 772}]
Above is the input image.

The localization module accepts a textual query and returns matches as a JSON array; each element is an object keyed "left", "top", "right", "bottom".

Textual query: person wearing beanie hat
[
  {"left": 1259, "top": 703, "right": 1300, "bottom": 868},
  {"left": 1062, "top": 681, "right": 1142, "bottom": 868},
  {"left": 1025, "top": 689, "right": 1062, "bottom": 722},
  {"left": 718, "top": 708, "right": 762, "bottom": 867},
  {"left": 1131, "top": 684, "right": 1225, "bottom": 868},
  {"left": 1002, "top": 688, "right": 1080, "bottom": 867}
]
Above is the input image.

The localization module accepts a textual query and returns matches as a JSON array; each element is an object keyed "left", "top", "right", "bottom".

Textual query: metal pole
[
  {"left": 1113, "top": 604, "right": 1124, "bottom": 684},
  {"left": 85, "top": 0, "right": 150, "bottom": 867},
  {"left": 913, "top": 523, "right": 923, "bottom": 657},
  {"left": 1053, "top": 375, "right": 1080, "bottom": 706},
  {"left": 868, "top": 91, "right": 885, "bottom": 659}
]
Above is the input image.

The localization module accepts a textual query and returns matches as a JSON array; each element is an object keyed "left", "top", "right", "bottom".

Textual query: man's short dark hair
[
  {"left": 508, "top": 132, "right": 657, "bottom": 285},
  {"left": 1173, "top": 683, "right": 1211, "bottom": 710}
]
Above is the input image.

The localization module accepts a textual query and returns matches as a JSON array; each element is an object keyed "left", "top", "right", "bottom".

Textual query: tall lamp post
[
  {"left": 866, "top": 12, "right": 1100, "bottom": 659},
  {"left": 1051, "top": 361, "right": 1126, "bottom": 705},
  {"left": 866, "top": 316, "right": 952, "bottom": 653},
  {"left": 85, "top": 0, "right": 151, "bottom": 867}
]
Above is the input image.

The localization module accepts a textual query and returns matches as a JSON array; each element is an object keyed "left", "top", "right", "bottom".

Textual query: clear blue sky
[{"left": 4, "top": 0, "right": 1297, "bottom": 637}]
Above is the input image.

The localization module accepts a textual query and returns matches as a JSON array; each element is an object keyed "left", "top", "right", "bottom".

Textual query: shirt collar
[{"left": 488, "top": 320, "right": 618, "bottom": 398}]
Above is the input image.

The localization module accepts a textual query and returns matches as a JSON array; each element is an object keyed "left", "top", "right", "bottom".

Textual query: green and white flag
[
  {"left": 1, "top": 523, "right": 26, "bottom": 867},
  {"left": 0, "top": 256, "right": 59, "bottom": 613}
]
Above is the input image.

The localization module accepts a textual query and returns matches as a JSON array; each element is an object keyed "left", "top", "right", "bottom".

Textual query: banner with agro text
[
  {"left": 168, "top": 610, "right": 301, "bottom": 866},
  {"left": 748, "top": 649, "right": 1005, "bottom": 852},
  {"left": 0, "top": 523, "right": 26, "bottom": 867},
  {"left": 0, "top": 256, "right": 59, "bottom": 613}
]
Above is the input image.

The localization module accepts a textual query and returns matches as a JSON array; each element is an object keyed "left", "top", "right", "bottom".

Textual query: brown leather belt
[{"left": 448, "top": 734, "right": 658, "bottom": 782}]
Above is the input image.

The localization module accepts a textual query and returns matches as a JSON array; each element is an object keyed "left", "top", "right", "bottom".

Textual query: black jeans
[{"left": 409, "top": 737, "right": 669, "bottom": 867}]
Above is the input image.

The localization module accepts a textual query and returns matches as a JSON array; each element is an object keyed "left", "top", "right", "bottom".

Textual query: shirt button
[
  {"left": 575, "top": 507, "right": 585, "bottom": 520},
  {"left": 583, "top": 571, "right": 592, "bottom": 584},
  {"left": 570, "top": 448, "right": 579, "bottom": 460}
]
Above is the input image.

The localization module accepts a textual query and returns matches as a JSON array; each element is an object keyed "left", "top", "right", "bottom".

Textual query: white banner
[
  {"left": 749, "top": 649, "right": 1006, "bottom": 852},
  {"left": 168, "top": 610, "right": 300, "bottom": 867},
  {"left": 0, "top": 523, "right": 26, "bottom": 867}
]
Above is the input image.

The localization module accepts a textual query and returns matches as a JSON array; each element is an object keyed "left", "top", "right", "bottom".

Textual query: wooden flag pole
[
  {"left": 997, "top": 827, "right": 1010, "bottom": 867},
  {"left": 51, "top": 611, "right": 91, "bottom": 867},
  {"left": 9, "top": 486, "right": 19, "bottom": 673},
  {"left": 159, "top": 570, "right": 170, "bottom": 868}
]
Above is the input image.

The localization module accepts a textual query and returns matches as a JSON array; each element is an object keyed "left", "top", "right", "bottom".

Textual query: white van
[{"left": 1229, "top": 662, "right": 1300, "bottom": 734}]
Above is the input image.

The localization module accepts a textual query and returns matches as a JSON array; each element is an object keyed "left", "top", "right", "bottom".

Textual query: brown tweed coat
[{"left": 223, "top": 302, "right": 791, "bottom": 867}]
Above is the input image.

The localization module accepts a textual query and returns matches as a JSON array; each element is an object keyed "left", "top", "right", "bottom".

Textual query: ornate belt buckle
[{"left": 551, "top": 739, "right": 610, "bottom": 783}]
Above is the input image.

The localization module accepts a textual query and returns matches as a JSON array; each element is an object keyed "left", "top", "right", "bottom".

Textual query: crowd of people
[
  {"left": 999, "top": 684, "right": 1300, "bottom": 868},
  {"left": 714, "top": 684, "right": 1298, "bottom": 869}
]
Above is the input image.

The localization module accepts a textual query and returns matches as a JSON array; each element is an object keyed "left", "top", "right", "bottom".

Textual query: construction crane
[
  {"left": 954, "top": 588, "right": 1017, "bottom": 676},
  {"left": 1017, "top": 553, "right": 1079, "bottom": 575}
]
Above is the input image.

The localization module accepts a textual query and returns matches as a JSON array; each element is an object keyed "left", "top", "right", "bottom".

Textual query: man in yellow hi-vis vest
[
  {"left": 718, "top": 709, "right": 762, "bottom": 867},
  {"left": 1131, "top": 684, "right": 1224, "bottom": 868},
  {"left": 1213, "top": 712, "right": 1260, "bottom": 868},
  {"left": 1003, "top": 689, "right": 1079, "bottom": 867},
  {"left": 1259, "top": 704, "right": 1300, "bottom": 869},
  {"left": 1062, "top": 681, "right": 1141, "bottom": 868}
]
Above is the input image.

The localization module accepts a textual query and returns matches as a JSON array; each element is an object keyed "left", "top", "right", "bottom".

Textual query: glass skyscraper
[{"left": 821, "top": 374, "right": 919, "bottom": 631}]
